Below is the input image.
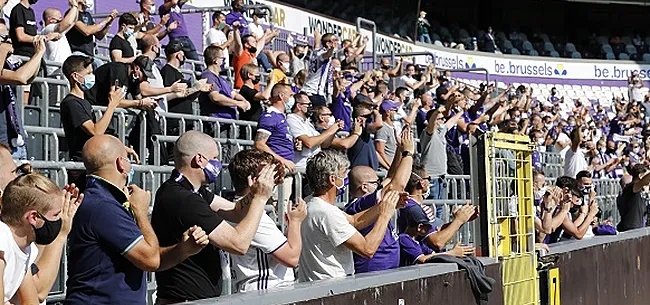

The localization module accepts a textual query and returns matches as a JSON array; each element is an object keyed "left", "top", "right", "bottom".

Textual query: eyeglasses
[
  {"left": 412, "top": 172, "right": 432, "bottom": 182},
  {"left": 436, "top": 117, "right": 445, "bottom": 121},
  {"left": 321, "top": 112, "right": 333, "bottom": 116}
]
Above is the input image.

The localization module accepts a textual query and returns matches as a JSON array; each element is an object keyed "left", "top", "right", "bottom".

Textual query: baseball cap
[
  {"left": 354, "top": 93, "right": 373, "bottom": 105},
  {"left": 133, "top": 55, "right": 156, "bottom": 79},
  {"left": 402, "top": 204, "right": 433, "bottom": 227},
  {"left": 253, "top": 8, "right": 267, "bottom": 17},
  {"left": 165, "top": 42, "right": 183, "bottom": 57},
  {"left": 379, "top": 100, "right": 399, "bottom": 114}
]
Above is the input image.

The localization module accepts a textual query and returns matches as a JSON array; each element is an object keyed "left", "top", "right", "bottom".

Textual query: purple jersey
[
  {"left": 159, "top": 4, "right": 189, "bottom": 39},
  {"left": 198, "top": 70, "right": 236, "bottom": 119},
  {"left": 532, "top": 151, "right": 542, "bottom": 170},
  {"left": 331, "top": 88, "right": 352, "bottom": 132},
  {"left": 257, "top": 107, "right": 294, "bottom": 161},
  {"left": 344, "top": 190, "right": 399, "bottom": 273},
  {"left": 225, "top": 12, "right": 250, "bottom": 36},
  {"left": 399, "top": 233, "right": 434, "bottom": 266}
]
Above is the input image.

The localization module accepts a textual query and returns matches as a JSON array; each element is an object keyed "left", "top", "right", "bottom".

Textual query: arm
[
  {"left": 330, "top": 119, "right": 362, "bottom": 150},
  {"left": 425, "top": 204, "right": 475, "bottom": 250},
  {"left": 158, "top": 226, "right": 208, "bottom": 271},
  {"left": 74, "top": 17, "right": 110, "bottom": 37},
  {"left": 56, "top": 3, "right": 79, "bottom": 33},
  {"left": 402, "top": 99, "right": 421, "bottom": 126},
  {"left": 124, "top": 186, "right": 161, "bottom": 271},
  {"left": 445, "top": 110, "right": 464, "bottom": 130},
  {"left": 633, "top": 170, "right": 650, "bottom": 193},
  {"left": 14, "top": 27, "right": 39, "bottom": 44},
  {"left": 384, "top": 126, "right": 415, "bottom": 193},
  {"left": 271, "top": 199, "right": 306, "bottom": 267},
  {"left": 570, "top": 126, "right": 581, "bottom": 152},
  {"left": 110, "top": 49, "right": 136, "bottom": 64},
  {"left": 0, "top": 43, "right": 44, "bottom": 85},
  {"left": 14, "top": 269, "right": 40, "bottom": 305},
  {"left": 343, "top": 192, "right": 398, "bottom": 258},
  {"left": 209, "top": 91, "right": 247, "bottom": 108},
  {"left": 295, "top": 123, "right": 339, "bottom": 149},
  {"left": 232, "top": 27, "right": 243, "bottom": 57},
  {"left": 80, "top": 87, "right": 121, "bottom": 135},
  {"left": 366, "top": 109, "right": 383, "bottom": 133},
  {"left": 387, "top": 59, "right": 403, "bottom": 77},
  {"left": 374, "top": 140, "right": 392, "bottom": 169}
]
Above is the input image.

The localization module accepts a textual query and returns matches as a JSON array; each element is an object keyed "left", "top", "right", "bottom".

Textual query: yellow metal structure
[
  {"left": 482, "top": 132, "right": 538, "bottom": 305},
  {"left": 548, "top": 268, "right": 560, "bottom": 305}
]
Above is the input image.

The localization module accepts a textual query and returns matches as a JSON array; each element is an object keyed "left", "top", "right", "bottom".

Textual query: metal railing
[{"left": 356, "top": 17, "right": 377, "bottom": 70}]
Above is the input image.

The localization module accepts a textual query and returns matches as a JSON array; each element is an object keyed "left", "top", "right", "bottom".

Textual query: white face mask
[
  {"left": 421, "top": 185, "right": 431, "bottom": 199},
  {"left": 326, "top": 116, "right": 335, "bottom": 127},
  {"left": 535, "top": 186, "right": 547, "bottom": 201},
  {"left": 281, "top": 62, "right": 290, "bottom": 72},
  {"left": 149, "top": 4, "right": 156, "bottom": 14},
  {"left": 537, "top": 138, "right": 545, "bottom": 146}
]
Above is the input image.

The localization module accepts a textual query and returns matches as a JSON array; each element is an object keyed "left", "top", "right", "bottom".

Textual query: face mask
[
  {"left": 149, "top": 4, "right": 156, "bottom": 14},
  {"left": 569, "top": 121, "right": 576, "bottom": 127},
  {"left": 534, "top": 187, "right": 547, "bottom": 202},
  {"left": 438, "top": 125, "right": 445, "bottom": 133},
  {"left": 32, "top": 213, "right": 62, "bottom": 245},
  {"left": 624, "top": 161, "right": 630, "bottom": 167},
  {"left": 326, "top": 116, "right": 335, "bottom": 127},
  {"left": 599, "top": 147, "right": 606, "bottom": 154},
  {"left": 281, "top": 62, "right": 290, "bottom": 71},
  {"left": 247, "top": 46, "right": 257, "bottom": 54},
  {"left": 217, "top": 22, "right": 226, "bottom": 30},
  {"left": 581, "top": 186, "right": 591, "bottom": 195},
  {"left": 334, "top": 67, "right": 341, "bottom": 73},
  {"left": 537, "top": 138, "right": 544, "bottom": 146},
  {"left": 28, "top": 0, "right": 38, "bottom": 4},
  {"left": 514, "top": 117, "right": 521, "bottom": 123},
  {"left": 203, "top": 158, "right": 222, "bottom": 184},
  {"left": 392, "top": 114, "right": 400, "bottom": 121},
  {"left": 252, "top": 76, "right": 260, "bottom": 85},
  {"left": 421, "top": 184, "right": 431, "bottom": 199},
  {"left": 633, "top": 147, "right": 640, "bottom": 154},
  {"left": 305, "top": 106, "right": 314, "bottom": 118},
  {"left": 335, "top": 176, "right": 348, "bottom": 196},
  {"left": 285, "top": 96, "right": 295, "bottom": 113},
  {"left": 545, "top": 123, "right": 553, "bottom": 130},
  {"left": 84, "top": 0, "right": 94, "bottom": 10},
  {"left": 124, "top": 28, "right": 134, "bottom": 38},
  {"left": 78, "top": 73, "right": 95, "bottom": 90},
  {"left": 126, "top": 166, "right": 134, "bottom": 186}
]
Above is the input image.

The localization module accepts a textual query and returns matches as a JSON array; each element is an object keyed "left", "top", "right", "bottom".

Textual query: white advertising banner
[{"left": 189, "top": 0, "right": 650, "bottom": 81}]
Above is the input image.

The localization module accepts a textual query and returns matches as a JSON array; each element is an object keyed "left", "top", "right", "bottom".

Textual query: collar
[
  {"left": 86, "top": 175, "right": 129, "bottom": 204},
  {"left": 172, "top": 169, "right": 201, "bottom": 194},
  {"left": 288, "top": 112, "right": 309, "bottom": 122},
  {"left": 268, "top": 105, "right": 285, "bottom": 114}
]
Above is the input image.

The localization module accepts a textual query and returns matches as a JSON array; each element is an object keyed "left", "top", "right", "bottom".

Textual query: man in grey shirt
[
  {"left": 420, "top": 105, "right": 464, "bottom": 204},
  {"left": 375, "top": 100, "right": 400, "bottom": 169}
]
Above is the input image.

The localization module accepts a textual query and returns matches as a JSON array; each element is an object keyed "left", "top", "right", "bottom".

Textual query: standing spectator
[
  {"left": 416, "top": 11, "right": 431, "bottom": 43},
  {"left": 303, "top": 33, "right": 339, "bottom": 106},
  {"left": 298, "top": 150, "right": 399, "bottom": 282},
  {"left": 617, "top": 164, "right": 650, "bottom": 232},
  {"left": 547, "top": 176, "right": 597, "bottom": 243},
  {"left": 628, "top": 71, "right": 644, "bottom": 102},
  {"left": 287, "top": 93, "right": 342, "bottom": 167},
  {"left": 416, "top": 92, "right": 434, "bottom": 136},
  {"left": 41, "top": 1, "right": 78, "bottom": 76},
  {"left": 395, "top": 64, "right": 429, "bottom": 93},
  {"left": 225, "top": 0, "right": 249, "bottom": 35},
  {"left": 65, "top": 135, "right": 207, "bottom": 305},
  {"left": 204, "top": 11, "right": 232, "bottom": 69},
  {"left": 232, "top": 23, "right": 278, "bottom": 89},
  {"left": 347, "top": 104, "right": 383, "bottom": 170},
  {"left": 289, "top": 36, "right": 310, "bottom": 76},
  {"left": 564, "top": 127, "right": 589, "bottom": 178},
  {"left": 227, "top": 149, "right": 306, "bottom": 292},
  {"left": 67, "top": 0, "right": 117, "bottom": 69},
  {"left": 136, "top": 0, "right": 176, "bottom": 40},
  {"left": 109, "top": 13, "right": 138, "bottom": 64},
  {"left": 198, "top": 45, "right": 250, "bottom": 121},
  {"left": 151, "top": 131, "right": 274, "bottom": 302},
  {"left": 247, "top": 8, "right": 266, "bottom": 40},
  {"left": 60, "top": 55, "right": 122, "bottom": 162},
  {"left": 159, "top": 0, "right": 199, "bottom": 60},
  {"left": 10, "top": 0, "right": 55, "bottom": 57},
  {"left": 482, "top": 26, "right": 498, "bottom": 53},
  {"left": 0, "top": 38, "right": 45, "bottom": 159},
  {"left": 375, "top": 100, "right": 400, "bottom": 169},
  {"left": 239, "top": 63, "right": 273, "bottom": 123}
]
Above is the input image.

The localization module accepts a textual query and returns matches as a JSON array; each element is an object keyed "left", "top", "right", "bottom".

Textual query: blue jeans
[
  {"left": 257, "top": 52, "right": 273, "bottom": 72},
  {"left": 11, "top": 145, "right": 27, "bottom": 160},
  {"left": 71, "top": 51, "right": 104, "bottom": 70},
  {"left": 171, "top": 36, "right": 200, "bottom": 61},
  {"left": 428, "top": 177, "right": 447, "bottom": 219},
  {"left": 418, "top": 34, "right": 432, "bottom": 44}
]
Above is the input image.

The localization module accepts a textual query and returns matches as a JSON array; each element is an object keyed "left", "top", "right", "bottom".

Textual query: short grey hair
[
  {"left": 174, "top": 130, "right": 218, "bottom": 167},
  {"left": 306, "top": 150, "right": 350, "bottom": 195}
]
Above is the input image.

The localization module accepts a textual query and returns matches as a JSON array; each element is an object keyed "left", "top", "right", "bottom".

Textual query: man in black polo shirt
[
  {"left": 109, "top": 13, "right": 138, "bottom": 64},
  {"left": 67, "top": 0, "right": 117, "bottom": 68},
  {"left": 87, "top": 55, "right": 157, "bottom": 109},
  {"left": 9, "top": 0, "right": 59, "bottom": 57},
  {"left": 151, "top": 130, "right": 275, "bottom": 303},
  {"left": 617, "top": 164, "right": 650, "bottom": 232}
]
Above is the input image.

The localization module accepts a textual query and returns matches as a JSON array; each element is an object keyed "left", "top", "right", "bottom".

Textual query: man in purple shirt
[
  {"left": 159, "top": 0, "right": 199, "bottom": 60},
  {"left": 225, "top": 0, "right": 249, "bottom": 36},
  {"left": 344, "top": 125, "right": 415, "bottom": 273},
  {"left": 199, "top": 46, "right": 251, "bottom": 124}
]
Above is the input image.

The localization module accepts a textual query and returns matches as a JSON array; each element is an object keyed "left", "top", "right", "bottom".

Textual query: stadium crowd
[{"left": 1, "top": 0, "right": 650, "bottom": 304}]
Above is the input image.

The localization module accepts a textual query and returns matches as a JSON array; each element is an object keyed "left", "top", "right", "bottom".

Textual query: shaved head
[
  {"left": 82, "top": 135, "right": 127, "bottom": 174},
  {"left": 43, "top": 8, "right": 62, "bottom": 25},
  {"left": 349, "top": 166, "right": 378, "bottom": 197},
  {"left": 174, "top": 131, "right": 218, "bottom": 167}
]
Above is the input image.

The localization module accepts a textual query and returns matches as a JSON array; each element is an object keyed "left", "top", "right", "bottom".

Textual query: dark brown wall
[{"left": 291, "top": 264, "right": 504, "bottom": 305}]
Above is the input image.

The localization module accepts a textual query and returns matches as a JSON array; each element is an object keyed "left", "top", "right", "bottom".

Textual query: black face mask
[
  {"left": 306, "top": 107, "right": 314, "bottom": 117},
  {"left": 177, "top": 54, "right": 185, "bottom": 66},
  {"left": 296, "top": 53, "right": 306, "bottom": 60},
  {"left": 247, "top": 46, "right": 257, "bottom": 54},
  {"left": 32, "top": 213, "right": 62, "bottom": 245},
  {"left": 28, "top": 0, "right": 38, "bottom": 4},
  {"left": 252, "top": 76, "right": 260, "bottom": 85}
]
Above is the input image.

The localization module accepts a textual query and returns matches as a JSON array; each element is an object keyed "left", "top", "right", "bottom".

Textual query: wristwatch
[{"left": 402, "top": 150, "right": 413, "bottom": 158}]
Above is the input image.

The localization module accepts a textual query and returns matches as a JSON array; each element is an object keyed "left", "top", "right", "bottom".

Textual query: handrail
[{"left": 356, "top": 17, "right": 377, "bottom": 70}]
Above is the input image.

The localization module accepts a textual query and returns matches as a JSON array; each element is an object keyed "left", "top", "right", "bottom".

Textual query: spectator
[
  {"left": 312, "top": 105, "right": 362, "bottom": 150},
  {"left": 415, "top": 92, "right": 434, "bottom": 136},
  {"left": 374, "top": 100, "right": 400, "bottom": 169},
  {"left": 547, "top": 176, "right": 598, "bottom": 243},
  {"left": 331, "top": 71, "right": 367, "bottom": 132},
  {"left": 347, "top": 104, "right": 383, "bottom": 170},
  {"left": 109, "top": 13, "right": 138, "bottom": 64},
  {"left": 298, "top": 150, "right": 399, "bottom": 282},
  {"left": 238, "top": 63, "right": 272, "bottom": 122},
  {"left": 41, "top": 1, "right": 78, "bottom": 77},
  {"left": 199, "top": 45, "right": 250, "bottom": 123},
  {"left": 628, "top": 71, "right": 644, "bottom": 102},
  {"left": 345, "top": 126, "right": 414, "bottom": 273},
  {"left": 269, "top": 52, "right": 291, "bottom": 83},
  {"left": 395, "top": 64, "right": 429, "bottom": 92},
  {"left": 136, "top": 0, "right": 177, "bottom": 40},
  {"left": 303, "top": 33, "right": 339, "bottom": 106},
  {"left": 416, "top": 11, "right": 431, "bottom": 43},
  {"left": 66, "top": 1, "right": 116, "bottom": 69},
  {"left": 292, "top": 69, "right": 307, "bottom": 93},
  {"left": 564, "top": 127, "right": 589, "bottom": 178},
  {"left": 288, "top": 37, "right": 310, "bottom": 76},
  {"left": 66, "top": 135, "right": 207, "bottom": 305},
  {"left": 10, "top": 0, "right": 54, "bottom": 57},
  {"left": 227, "top": 149, "right": 306, "bottom": 292},
  {"left": 247, "top": 8, "right": 266, "bottom": 41},
  {"left": 151, "top": 131, "right": 274, "bottom": 302},
  {"left": 617, "top": 164, "right": 650, "bottom": 232},
  {"left": 0, "top": 38, "right": 45, "bottom": 159},
  {"left": 481, "top": 26, "right": 498, "bottom": 53},
  {"left": 232, "top": 23, "right": 278, "bottom": 89},
  {"left": 287, "top": 93, "right": 342, "bottom": 167},
  {"left": 159, "top": 0, "right": 199, "bottom": 61},
  {"left": 1, "top": 173, "right": 81, "bottom": 304},
  {"left": 225, "top": 0, "right": 249, "bottom": 35},
  {"left": 60, "top": 55, "right": 121, "bottom": 162},
  {"left": 204, "top": 11, "right": 232, "bottom": 69}
]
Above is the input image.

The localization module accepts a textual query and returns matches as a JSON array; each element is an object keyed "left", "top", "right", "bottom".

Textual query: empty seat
[
  {"left": 522, "top": 41, "right": 533, "bottom": 51},
  {"left": 571, "top": 52, "right": 582, "bottom": 58},
  {"left": 602, "top": 44, "right": 613, "bottom": 53},
  {"left": 510, "top": 48, "right": 521, "bottom": 55},
  {"left": 434, "top": 40, "right": 444, "bottom": 47},
  {"left": 529, "top": 49, "right": 539, "bottom": 56},
  {"left": 503, "top": 40, "right": 514, "bottom": 50},
  {"left": 605, "top": 52, "right": 616, "bottom": 60},
  {"left": 619, "top": 53, "right": 630, "bottom": 60},
  {"left": 550, "top": 51, "right": 560, "bottom": 57},
  {"left": 544, "top": 42, "right": 555, "bottom": 52},
  {"left": 626, "top": 44, "right": 638, "bottom": 54},
  {"left": 565, "top": 43, "right": 577, "bottom": 53},
  {"left": 643, "top": 53, "right": 650, "bottom": 62}
]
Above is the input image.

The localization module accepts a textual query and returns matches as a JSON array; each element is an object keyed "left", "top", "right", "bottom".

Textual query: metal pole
[{"left": 356, "top": 17, "right": 377, "bottom": 70}]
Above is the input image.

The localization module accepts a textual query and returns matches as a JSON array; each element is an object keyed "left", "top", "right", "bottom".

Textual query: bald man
[
  {"left": 152, "top": 130, "right": 275, "bottom": 303},
  {"left": 65, "top": 135, "right": 207, "bottom": 305},
  {"left": 42, "top": 1, "right": 78, "bottom": 76},
  {"left": 342, "top": 126, "right": 416, "bottom": 274}
]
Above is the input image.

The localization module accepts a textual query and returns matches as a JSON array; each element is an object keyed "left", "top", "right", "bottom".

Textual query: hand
[
  {"left": 140, "top": 97, "right": 158, "bottom": 109},
  {"left": 535, "top": 243, "right": 550, "bottom": 253},
  {"left": 124, "top": 145, "right": 141, "bottom": 164},
  {"left": 379, "top": 191, "right": 400, "bottom": 216},
  {"left": 109, "top": 9, "right": 118, "bottom": 19},
  {"left": 168, "top": 21, "right": 180, "bottom": 31},
  {"left": 353, "top": 117, "right": 363, "bottom": 135},
  {"left": 272, "top": 29, "right": 280, "bottom": 37},
  {"left": 579, "top": 202, "right": 588, "bottom": 215},
  {"left": 227, "top": 31, "right": 234, "bottom": 41},
  {"left": 34, "top": 36, "right": 46, "bottom": 53},
  {"left": 362, "top": 36, "right": 369, "bottom": 43},
  {"left": 282, "top": 159, "right": 296, "bottom": 173},
  {"left": 412, "top": 98, "right": 421, "bottom": 108},
  {"left": 250, "top": 164, "right": 276, "bottom": 200},
  {"left": 125, "top": 184, "right": 151, "bottom": 216},
  {"left": 160, "top": 14, "right": 170, "bottom": 25},
  {"left": 287, "top": 198, "right": 307, "bottom": 223},
  {"left": 69, "top": 0, "right": 77, "bottom": 7},
  {"left": 232, "top": 21, "right": 241, "bottom": 28},
  {"left": 453, "top": 203, "right": 475, "bottom": 224},
  {"left": 334, "top": 119, "right": 345, "bottom": 131},
  {"left": 170, "top": 80, "right": 188, "bottom": 92},
  {"left": 238, "top": 100, "right": 251, "bottom": 112},
  {"left": 108, "top": 85, "right": 124, "bottom": 107},
  {"left": 0, "top": 43, "right": 13, "bottom": 56},
  {"left": 447, "top": 242, "right": 475, "bottom": 257},
  {"left": 59, "top": 184, "right": 84, "bottom": 236},
  {"left": 399, "top": 126, "right": 415, "bottom": 153},
  {"left": 180, "top": 225, "right": 209, "bottom": 256},
  {"left": 588, "top": 201, "right": 599, "bottom": 216}
]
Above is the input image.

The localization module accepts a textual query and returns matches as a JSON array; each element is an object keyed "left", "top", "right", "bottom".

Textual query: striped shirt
[{"left": 302, "top": 48, "right": 333, "bottom": 97}]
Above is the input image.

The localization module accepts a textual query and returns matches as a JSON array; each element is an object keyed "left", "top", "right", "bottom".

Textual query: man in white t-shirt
[
  {"left": 41, "top": 2, "right": 78, "bottom": 76},
  {"left": 298, "top": 150, "right": 400, "bottom": 282},
  {"left": 247, "top": 9, "right": 266, "bottom": 41},
  {"left": 1, "top": 172, "right": 82, "bottom": 304},
  {"left": 564, "top": 127, "right": 589, "bottom": 178},
  {"left": 204, "top": 11, "right": 232, "bottom": 68},
  {"left": 226, "top": 149, "right": 306, "bottom": 292}
]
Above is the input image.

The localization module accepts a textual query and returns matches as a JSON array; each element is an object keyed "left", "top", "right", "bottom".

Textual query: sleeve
[
  {"left": 225, "top": 13, "right": 235, "bottom": 25},
  {"left": 62, "top": 99, "right": 93, "bottom": 128},
  {"left": 94, "top": 203, "right": 144, "bottom": 255},
  {"left": 375, "top": 126, "right": 389, "bottom": 143},
  {"left": 345, "top": 191, "right": 379, "bottom": 214},
  {"left": 287, "top": 115, "right": 308, "bottom": 138},
  {"left": 205, "top": 29, "right": 218, "bottom": 46},
  {"left": 158, "top": 5, "right": 169, "bottom": 16},
  {"left": 177, "top": 193, "right": 223, "bottom": 234},
  {"left": 399, "top": 234, "right": 424, "bottom": 265},
  {"left": 256, "top": 113, "right": 275, "bottom": 136},
  {"left": 11, "top": 7, "right": 25, "bottom": 30},
  {"left": 109, "top": 37, "right": 120, "bottom": 51},
  {"left": 250, "top": 214, "right": 287, "bottom": 254},
  {"left": 323, "top": 209, "right": 358, "bottom": 247}
]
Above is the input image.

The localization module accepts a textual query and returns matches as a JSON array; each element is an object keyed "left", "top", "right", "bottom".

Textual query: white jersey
[
  {"left": 1, "top": 222, "right": 38, "bottom": 303},
  {"left": 229, "top": 213, "right": 295, "bottom": 292},
  {"left": 302, "top": 48, "right": 333, "bottom": 97}
]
